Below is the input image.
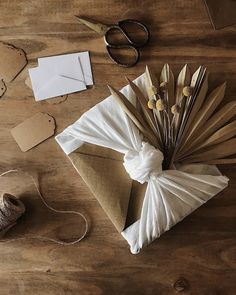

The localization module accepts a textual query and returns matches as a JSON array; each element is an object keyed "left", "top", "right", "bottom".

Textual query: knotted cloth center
[{"left": 123, "top": 142, "right": 164, "bottom": 184}]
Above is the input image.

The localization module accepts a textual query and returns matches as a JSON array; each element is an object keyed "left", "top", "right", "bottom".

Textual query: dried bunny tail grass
[
  {"left": 156, "top": 99, "right": 165, "bottom": 111},
  {"left": 171, "top": 104, "right": 181, "bottom": 115},
  {"left": 147, "top": 99, "right": 156, "bottom": 109},
  {"left": 182, "top": 86, "right": 193, "bottom": 97}
]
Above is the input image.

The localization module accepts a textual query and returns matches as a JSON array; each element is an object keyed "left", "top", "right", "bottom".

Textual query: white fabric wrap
[
  {"left": 124, "top": 142, "right": 164, "bottom": 184},
  {"left": 56, "top": 74, "right": 229, "bottom": 254}
]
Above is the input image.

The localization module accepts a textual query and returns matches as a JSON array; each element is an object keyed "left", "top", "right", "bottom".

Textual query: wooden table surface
[{"left": 0, "top": 0, "right": 235, "bottom": 294}]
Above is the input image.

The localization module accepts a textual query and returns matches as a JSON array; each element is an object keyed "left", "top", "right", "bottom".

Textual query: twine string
[{"left": 0, "top": 169, "right": 88, "bottom": 245}]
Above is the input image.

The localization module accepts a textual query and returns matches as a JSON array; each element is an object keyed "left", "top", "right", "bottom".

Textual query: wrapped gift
[{"left": 56, "top": 65, "right": 235, "bottom": 254}]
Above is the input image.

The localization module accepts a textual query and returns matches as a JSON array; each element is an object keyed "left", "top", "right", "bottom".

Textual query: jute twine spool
[
  {"left": 0, "top": 193, "right": 25, "bottom": 237},
  {"left": 0, "top": 169, "right": 88, "bottom": 245}
]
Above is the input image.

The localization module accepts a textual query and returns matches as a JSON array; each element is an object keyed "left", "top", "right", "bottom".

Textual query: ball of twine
[
  {"left": 0, "top": 169, "right": 88, "bottom": 245},
  {"left": 0, "top": 193, "right": 25, "bottom": 235}
]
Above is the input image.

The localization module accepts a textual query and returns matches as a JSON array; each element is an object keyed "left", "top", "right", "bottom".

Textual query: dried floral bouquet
[{"left": 108, "top": 64, "right": 236, "bottom": 170}]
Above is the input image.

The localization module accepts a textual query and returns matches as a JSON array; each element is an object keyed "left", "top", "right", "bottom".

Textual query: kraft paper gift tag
[
  {"left": 0, "top": 42, "right": 27, "bottom": 82},
  {"left": 11, "top": 113, "right": 56, "bottom": 152},
  {"left": 0, "top": 80, "right": 7, "bottom": 98}
]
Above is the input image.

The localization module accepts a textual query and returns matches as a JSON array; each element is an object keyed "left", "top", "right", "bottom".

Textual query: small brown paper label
[
  {"left": 0, "top": 79, "right": 7, "bottom": 98},
  {"left": 11, "top": 113, "right": 56, "bottom": 152},
  {"left": 0, "top": 42, "right": 27, "bottom": 82}
]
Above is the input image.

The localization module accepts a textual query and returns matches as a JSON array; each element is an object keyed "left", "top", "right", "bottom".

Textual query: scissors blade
[{"left": 76, "top": 17, "right": 109, "bottom": 36}]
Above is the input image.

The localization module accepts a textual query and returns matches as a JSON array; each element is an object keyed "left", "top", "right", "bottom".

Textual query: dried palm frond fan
[{"left": 108, "top": 64, "right": 236, "bottom": 170}]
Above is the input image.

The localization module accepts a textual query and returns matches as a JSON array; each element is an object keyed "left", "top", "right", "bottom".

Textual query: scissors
[{"left": 76, "top": 17, "right": 150, "bottom": 67}]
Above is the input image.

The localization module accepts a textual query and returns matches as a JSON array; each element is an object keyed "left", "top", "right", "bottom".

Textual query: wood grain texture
[{"left": 0, "top": 0, "right": 235, "bottom": 294}]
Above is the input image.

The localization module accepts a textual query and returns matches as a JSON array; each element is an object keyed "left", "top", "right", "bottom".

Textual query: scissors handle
[
  {"left": 104, "top": 19, "right": 150, "bottom": 48},
  {"left": 104, "top": 19, "right": 150, "bottom": 67},
  {"left": 106, "top": 44, "right": 140, "bottom": 67}
]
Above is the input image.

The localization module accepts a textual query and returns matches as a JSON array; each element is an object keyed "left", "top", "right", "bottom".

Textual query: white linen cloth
[{"left": 56, "top": 74, "right": 229, "bottom": 254}]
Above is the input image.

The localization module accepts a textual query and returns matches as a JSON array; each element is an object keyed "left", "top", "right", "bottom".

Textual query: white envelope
[
  {"left": 29, "top": 58, "right": 87, "bottom": 101},
  {"left": 38, "top": 52, "right": 93, "bottom": 86}
]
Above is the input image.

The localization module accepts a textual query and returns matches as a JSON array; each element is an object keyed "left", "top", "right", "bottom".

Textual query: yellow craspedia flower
[
  {"left": 147, "top": 99, "right": 156, "bottom": 109},
  {"left": 183, "top": 86, "right": 193, "bottom": 97},
  {"left": 156, "top": 99, "right": 165, "bottom": 111}
]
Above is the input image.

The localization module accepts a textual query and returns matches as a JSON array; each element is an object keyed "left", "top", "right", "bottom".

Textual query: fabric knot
[{"left": 123, "top": 142, "right": 164, "bottom": 184}]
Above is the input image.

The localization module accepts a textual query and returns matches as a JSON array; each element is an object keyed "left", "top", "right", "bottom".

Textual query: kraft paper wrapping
[{"left": 68, "top": 143, "right": 146, "bottom": 232}]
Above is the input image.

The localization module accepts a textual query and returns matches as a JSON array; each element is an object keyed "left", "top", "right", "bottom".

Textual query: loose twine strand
[{"left": 0, "top": 169, "right": 88, "bottom": 245}]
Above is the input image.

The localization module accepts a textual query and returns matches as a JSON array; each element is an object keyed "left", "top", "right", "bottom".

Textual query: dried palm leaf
[
  {"left": 126, "top": 77, "right": 162, "bottom": 148},
  {"left": 182, "top": 121, "right": 236, "bottom": 157},
  {"left": 177, "top": 67, "right": 208, "bottom": 152},
  {"left": 205, "top": 158, "right": 236, "bottom": 164},
  {"left": 173, "top": 64, "right": 191, "bottom": 140},
  {"left": 181, "top": 138, "right": 236, "bottom": 164},
  {"left": 180, "top": 82, "right": 226, "bottom": 151},
  {"left": 145, "top": 65, "right": 159, "bottom": 101},
  {"left": 144, "top": 66, "right": 163, "bottom": 136},
  {"left": 160, "top": 64, "right": 175, "bottom": 114},
  {"left": 108, "top": 85, "right": 159, "bottom": 148},
  {"left": 175, "top": 64, "right": 191, "bottom": 104},
  {"left": 179, "top": 101, "right": 236, "bottom": 158}
]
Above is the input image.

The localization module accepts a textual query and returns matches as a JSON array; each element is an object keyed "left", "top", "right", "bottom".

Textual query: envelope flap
[{"left": 69, "top": 143, "right": 133, "bottom": 232}]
